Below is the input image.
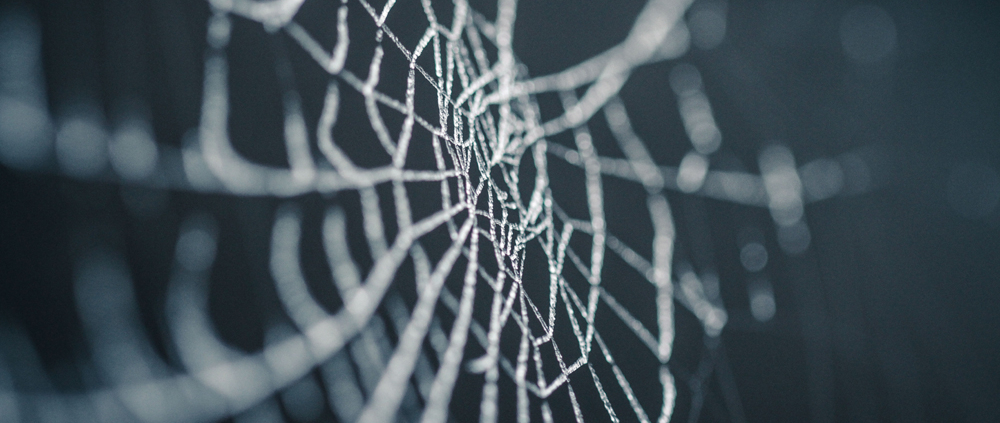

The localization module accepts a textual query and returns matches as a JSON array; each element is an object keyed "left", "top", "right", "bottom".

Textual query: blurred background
[{"left": 1, "top": 0, "right": 998, "bottom": 422}]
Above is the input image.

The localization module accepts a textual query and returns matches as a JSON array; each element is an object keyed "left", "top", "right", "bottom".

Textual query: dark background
[{"left": 1, "top": 0, "right": 999, "bottom": 422}]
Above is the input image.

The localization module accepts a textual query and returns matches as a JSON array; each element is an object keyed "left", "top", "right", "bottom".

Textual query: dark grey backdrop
[{"left": 1, "top": 0, "right": 998, "bottom": 422}]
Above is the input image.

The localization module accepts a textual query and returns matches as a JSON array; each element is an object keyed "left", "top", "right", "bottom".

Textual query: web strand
[{"left": 0, "top": 0, "right": 872, "bottom": 422}]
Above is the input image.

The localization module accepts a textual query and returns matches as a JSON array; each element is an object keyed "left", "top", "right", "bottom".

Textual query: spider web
[{"left": 0, "top": 0, "right": 866, "bottom": 422}]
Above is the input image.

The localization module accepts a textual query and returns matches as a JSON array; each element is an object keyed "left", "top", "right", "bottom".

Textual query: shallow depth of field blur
[{"left": 1, "top": 0, "right": 998, "bottom": 422}]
